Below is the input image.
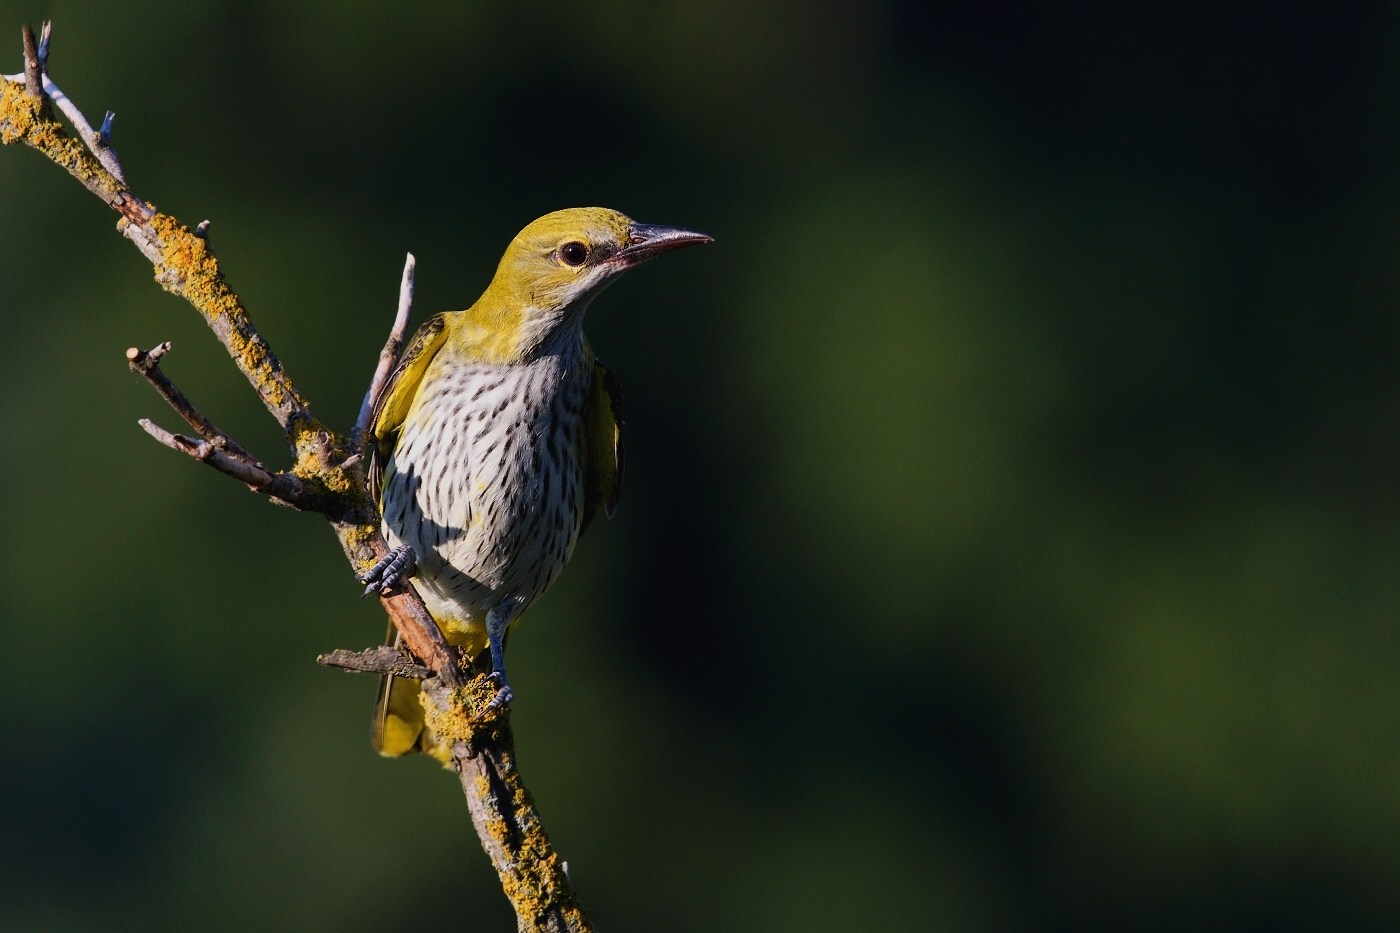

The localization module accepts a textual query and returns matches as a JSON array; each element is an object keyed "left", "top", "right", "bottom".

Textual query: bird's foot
[
  {"left": 471, "top": 671, "right": 514, "bottom": 723},
  {"left": 357, "top": 545, "right": 416, "bottom": 598}
]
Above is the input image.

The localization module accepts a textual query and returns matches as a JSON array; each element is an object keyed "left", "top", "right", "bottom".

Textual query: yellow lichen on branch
[
  {"left": 1, "top": 79, "right": 126, "bottom": 206},
  {"left": 3, "top": 77, "right": 317, "bottom": 438},
  {"left": 493, "top": 774, "right": 585, "bottom": 928},
  {"left": 145, "top": 213, "right": 320, "bottom": 437},
  {"left": 415, "top": 676, "right": 590, "bottom": 931},
  {"left": 409, "top": 679, "right": 589, "bottom": 933},
  {"left": 420, "top": 680, "right": 505, "bottom": 749}
]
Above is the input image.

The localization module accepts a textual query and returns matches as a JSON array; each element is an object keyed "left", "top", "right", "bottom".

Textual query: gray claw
[
  {"left": 471, "top": 672, "right": 514, "bottom": 722},
  {"left": 357, "top": 545, "right": 416, "bottom": 598}
]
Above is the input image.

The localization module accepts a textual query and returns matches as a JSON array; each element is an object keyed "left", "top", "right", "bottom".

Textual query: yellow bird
[{"left": 357, "top": 208, "right": 711, "bottom": 757}]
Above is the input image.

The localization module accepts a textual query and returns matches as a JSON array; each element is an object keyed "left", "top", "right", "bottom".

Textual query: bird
[{"left": 355, "top": 207, "right": 711, "bottom": 758}]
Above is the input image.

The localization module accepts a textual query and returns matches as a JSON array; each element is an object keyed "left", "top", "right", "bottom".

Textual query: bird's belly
[{"left": 379, "top": 362, "right": 588, "bottom": 634}]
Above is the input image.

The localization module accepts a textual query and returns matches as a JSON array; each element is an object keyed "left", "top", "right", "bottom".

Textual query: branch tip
[
  {"left": 127, "top": 341, "right": 171, "bottom": 370},
  {"left": 128, "top": 343, "right": 266, "bottom": 471},
  {"left": 21, "top": 24, "right": 41, "bottom": 98},
  {"left": 317, "top": 646, "right": 433, "bottom": 679},
  {"left": 352, "top": 252, "right": 417, "bottom": 449},
  {"left": 98, "top": 110, "right": 113, "bottom": 144},
  {"left": 195, "top": 220, "right": 210, "bottom": 239},
  {"left": 37, "top": 21, "right": 50, "bottom": 68}
]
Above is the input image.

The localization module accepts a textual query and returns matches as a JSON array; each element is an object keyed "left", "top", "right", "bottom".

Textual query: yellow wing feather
[
  {"left": 368, "top": 313, "right": 450, "bottom": 504},
  {"left": 580, "top": 359, "right": 625, "bottom": 537},
  {"left": 367, "top": 313, "right": 449, "bottom": 757}
]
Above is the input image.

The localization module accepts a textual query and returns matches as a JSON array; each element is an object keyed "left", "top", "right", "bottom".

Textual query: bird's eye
[{"left": 560, "top": 242, "right": 589, "bottom": 266}]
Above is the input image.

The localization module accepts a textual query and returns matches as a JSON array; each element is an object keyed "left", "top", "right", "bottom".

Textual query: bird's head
[{"left": 469, "top": 207, "right": 711, "bottom": 358}]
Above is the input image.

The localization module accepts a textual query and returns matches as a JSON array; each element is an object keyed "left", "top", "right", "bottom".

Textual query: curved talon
[
  {"left": 471, "top": 672, "right": 514, "bottom": 723},
  {"left": 357, "top": 544, "right": 416, "bottom": 598}
]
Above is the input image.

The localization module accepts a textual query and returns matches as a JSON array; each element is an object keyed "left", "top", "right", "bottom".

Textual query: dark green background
[{"left": 4, "top": 2, "right": 1400, "bottom": 930}]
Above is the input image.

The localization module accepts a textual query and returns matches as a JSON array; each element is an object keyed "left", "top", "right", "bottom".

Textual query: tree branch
[
  {"left": 2, "top": 35, "right": 307, "bottom": 432},
  {"left": 137, "top": 418, "right": 309, "bottom": 503},
  {"left": 317, "top": 646, "right": 433, "bottom": 680},
  {"left": 128, "top": 342, "right": 265, "bottom": 467},
  {"left": 352, "top": 252, "right": 416, "bottom": 452},
  {"left": 21, "top": 23, "right": 40, "bottom": 99},
  {"left": 3, "top": 24, "right": 590, "bottom": 932}
]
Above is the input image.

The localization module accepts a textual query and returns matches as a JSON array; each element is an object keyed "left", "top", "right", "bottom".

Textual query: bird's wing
[
  {"left": 580, "top": 358, "right": 625, "bottom": 537},
  {"left": 368, "top": 313, "right": 449, "bottom": 504}
]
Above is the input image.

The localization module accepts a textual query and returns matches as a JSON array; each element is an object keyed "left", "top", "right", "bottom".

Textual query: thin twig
[
  {"left": 7, "top": 23, "right": 132, "bottom": 185},
  {"left": 352, "top": 252, "right": 415, "bottom": 451},
  {"left": 127, "top": 343, "right": 265, "bottom": 467},
  {"left": 138, "top": 418, "right": 306, "bottom": 503},
  {"left": 44, "top": 70, "right": 127, "bottom": 185},
  {"left": 20, "top": 24, "right": 39, "bottom": 98},
  {"left": 317, "top": 646, "right": 433, "bottom": 679}
]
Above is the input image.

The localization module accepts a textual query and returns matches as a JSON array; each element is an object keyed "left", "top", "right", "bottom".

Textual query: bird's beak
[{"left": 612, "top": 223, "right": 714, "bottom": 266}]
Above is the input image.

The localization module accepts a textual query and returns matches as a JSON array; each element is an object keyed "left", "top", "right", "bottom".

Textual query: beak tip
[{"left": 616, "top": 223, "right": 715, "bottom": 263}]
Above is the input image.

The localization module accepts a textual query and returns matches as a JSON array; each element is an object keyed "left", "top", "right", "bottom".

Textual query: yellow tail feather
[{"left": 371, "top": 623, "right": 495, "bottom": 759}]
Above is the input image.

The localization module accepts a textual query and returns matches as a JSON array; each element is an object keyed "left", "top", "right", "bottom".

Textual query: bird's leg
[
  {"left": 357, "top": 544, "right": 416, "bottom": 598},
  {"left": 474, "top": 603, "right": 516, "bottom": 720}
]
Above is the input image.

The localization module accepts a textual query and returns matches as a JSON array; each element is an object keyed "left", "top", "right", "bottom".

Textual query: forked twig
[
  {"left": 127, "top": 342, "right": 264, "bottom": 467},
  {"left": 138, "top": 419, "right": 307, "bottom": 503}
]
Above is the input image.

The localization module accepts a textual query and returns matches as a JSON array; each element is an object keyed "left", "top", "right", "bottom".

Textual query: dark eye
[{"left": 560, "top": 242, "right": 589, "bottom": 266}]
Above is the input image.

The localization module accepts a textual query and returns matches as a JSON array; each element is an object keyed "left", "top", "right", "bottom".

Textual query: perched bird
[{"left": 356, "top": 208, "right": 711, "bottom": 757}]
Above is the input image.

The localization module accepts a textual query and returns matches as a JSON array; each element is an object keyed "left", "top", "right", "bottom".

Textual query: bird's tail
[
  {"left": 372, "top": 625, "right": 435, "bottom": 757},
  {"left": 371, "top": 622, "right": 493, "bottom": 760}
]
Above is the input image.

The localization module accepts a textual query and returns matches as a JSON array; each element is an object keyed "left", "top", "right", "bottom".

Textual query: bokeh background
[{"left": 4, "top": 1, "right": 1400, "bottom": 930}]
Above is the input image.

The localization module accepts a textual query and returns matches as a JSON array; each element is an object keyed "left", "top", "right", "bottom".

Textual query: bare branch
[
  {"left": 127, "top": 343, "right": 264, "bottom": 467},
  {"left": 44, "top": 76, "right": 127, "bottom": 183},
  {"left": 317, "top": 646, "right": 433, "bottom": 679},
  {"left": 20, "top": 25, "right": 39, "bottom": 98},
  {"left": 7, "top": 23, "right": 133, "bottom": 185},
  {"left": 138, "top": 418, "right": 306, "bottom": 504},
  {"left": 352, "top": 252, "right": 416, "bottom": 451},
  {"left": 376, "top": 575, "right": 466, "bottom": 687}
]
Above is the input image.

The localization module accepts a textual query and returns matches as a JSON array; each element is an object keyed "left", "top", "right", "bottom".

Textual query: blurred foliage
[{"left": 3, "top": 1, "right": 1400, "bottom": 930}]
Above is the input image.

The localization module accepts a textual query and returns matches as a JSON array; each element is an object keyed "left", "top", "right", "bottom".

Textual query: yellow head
[{"left": 463, "top": 207, "right": 711, "bottom": 359}]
